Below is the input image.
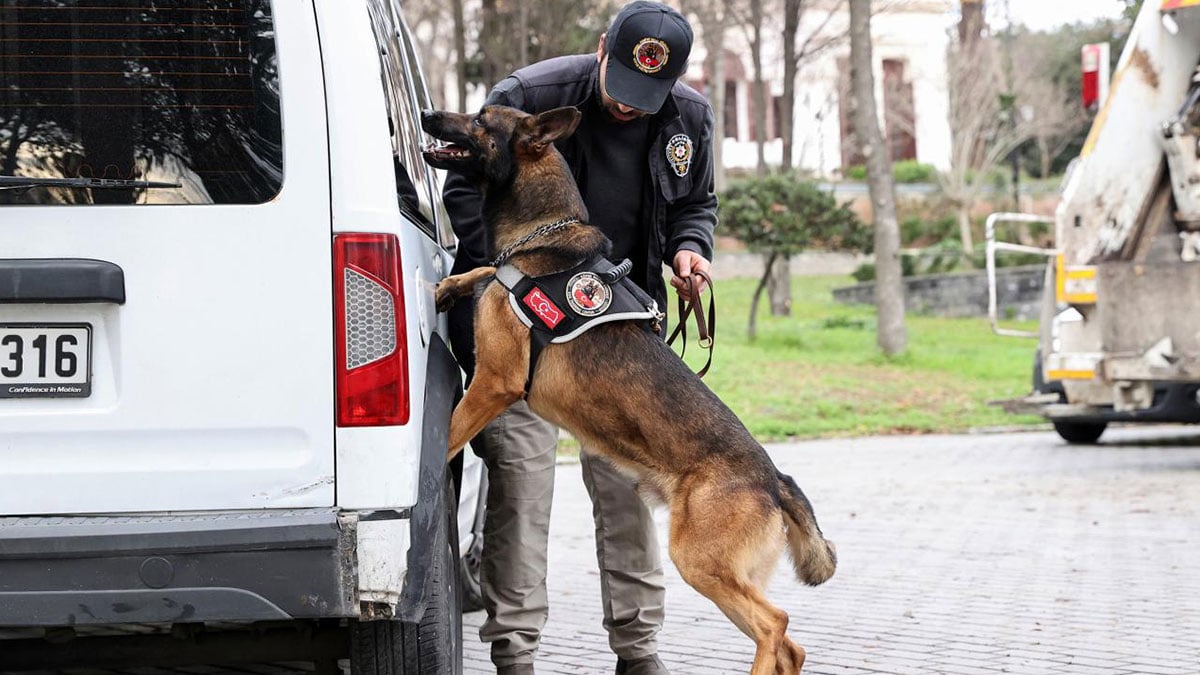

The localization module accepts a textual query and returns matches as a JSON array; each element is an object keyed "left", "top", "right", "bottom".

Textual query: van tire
[
  {"left": 351, "top": 478, "right": 462, "bottom": 674},
  {"left": 1053, "top": 421, "right": 1107, "bottom": 445}
]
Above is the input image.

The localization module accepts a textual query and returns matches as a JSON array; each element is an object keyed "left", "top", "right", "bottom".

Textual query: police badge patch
[
  {"left": 633, "top": 37, "right": 669, "bottom": 74},
  {"left": 565, "top": 271, "right": 612, "bottom": 317},
  {"left": 666, "top": 134, "right": 692, "bottom": 177}
]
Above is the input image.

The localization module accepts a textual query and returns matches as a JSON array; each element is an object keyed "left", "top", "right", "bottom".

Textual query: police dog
[{"left": 422, "top": 105, "right": 835, "bottom": 675}]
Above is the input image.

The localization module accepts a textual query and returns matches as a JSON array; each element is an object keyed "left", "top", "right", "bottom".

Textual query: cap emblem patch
[
  {"left": 666, "top": 133, "right": 693, "bottom": 177},
  {"left": 633, "top": 37, "right": 670, "bottom": 74},
  {"left": 565, "top": 272, "right": 612, "bottom": 317}
]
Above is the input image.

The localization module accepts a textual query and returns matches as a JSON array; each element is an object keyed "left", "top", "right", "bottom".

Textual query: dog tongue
[{"left": 425, "top": 142, "right": 465, "bottom": 154}]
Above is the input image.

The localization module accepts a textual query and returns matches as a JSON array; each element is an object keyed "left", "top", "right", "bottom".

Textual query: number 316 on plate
[{"left": 0, "top": 324, "right": 92, "bottom": 399}]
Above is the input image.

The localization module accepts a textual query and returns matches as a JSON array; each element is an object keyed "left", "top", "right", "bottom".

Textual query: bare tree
[
  {"left": 452, "top": 0, "right": 468, "bottom": 111},
  {"left": 1012, "top": 38, "right": 1088, "bottom": 179},
  {"left": 781, "top": 0, "right": 846, "bottom": 171},
  {"left": 939, "top": 37, "right": 1038, "bottom": 253},
  {"left": 749, "top": 0, "right": 768, "bottom": 178},
  {"left": 736, "top": 0, "right": 847, "bottom": 317},
  {"left": 402, "top": 0, "right": 459, "bottom": 108},
  {"left": 685, "top": 0, "right": 732, "bottom": 192},
  {"left": 849, "top": 0, "right": 906, "bottom": 356},
  {"left": 478, "top": 0, "right": 614, "bottom": 86}
]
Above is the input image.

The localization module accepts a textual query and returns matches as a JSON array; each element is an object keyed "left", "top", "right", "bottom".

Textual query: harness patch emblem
[
  {"left": 666, "top": 133, "right": 693, "bottom": 177},
  {"left": 523, "top": 288, "right": 564, "bottom": 329},
  {"left": 565, "top": 272, "right": 613, "bottom": 317},
  {"left": 633, "top": 37, "right": 669, "bottom": 74}
]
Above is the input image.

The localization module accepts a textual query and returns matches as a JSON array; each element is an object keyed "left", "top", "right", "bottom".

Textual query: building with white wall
[{"left": 689, "top": 0, "right": 955, "bottom": 177}]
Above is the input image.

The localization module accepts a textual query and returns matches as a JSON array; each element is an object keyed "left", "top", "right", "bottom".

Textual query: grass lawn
[{"left": 669, "top": 274, "right": 1044, "bottom": 441}]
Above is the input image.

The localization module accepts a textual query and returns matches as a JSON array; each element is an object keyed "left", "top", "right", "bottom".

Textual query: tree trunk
[
  {"left": 452, "top": 0, "right": 467, "bottom": 111},
  {"left": 479, "top": 0, "right": 503, "bottom": 86},
  {"left": 849, "top": 0, "right": 906, "bottom": 356},
  {"left": 699, "top": 2, "right": 728, "bottom": 192},
  {"left": 957, "top": 202, "right": 974, "bottom": 253},
  {"left": 748, "top": 252, "right": 777, "bottom": 340},
  {"left": 1037, "top": 135, "right": 1051, "bottom": 179},
  {"left": 750, "top": 0, "right": 768, "bottom": 177},
  {"left": 767, "top": 254, "right": 792, "bottom": 316},
  {"left": 517, "top": 0, "right": 529, "bottom": 68},
  {"left": 781, "top": 0, "right": 800, "bottom": 171}
]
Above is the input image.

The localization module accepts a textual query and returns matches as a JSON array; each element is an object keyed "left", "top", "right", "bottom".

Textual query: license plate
[{"left": 0, "top": 324, "right": 92, "bottom": 398}]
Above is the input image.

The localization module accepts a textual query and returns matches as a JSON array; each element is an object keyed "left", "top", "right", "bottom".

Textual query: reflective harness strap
[{"left": 494, "top": 257, "right": 661, "bottom": 395}]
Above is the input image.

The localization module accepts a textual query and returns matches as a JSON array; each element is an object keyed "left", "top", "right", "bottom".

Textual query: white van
[{"left": 0, "top": 1, "right": 483, "bottom": 672}]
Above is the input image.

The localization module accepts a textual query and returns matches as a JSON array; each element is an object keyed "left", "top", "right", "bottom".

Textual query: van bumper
[{"left": 0, "top": 508, "right": 358, "bottom": 626}]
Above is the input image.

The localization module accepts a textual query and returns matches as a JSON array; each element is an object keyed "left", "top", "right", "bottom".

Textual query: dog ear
[{"left": 524, "top": 107, "right": 582, "bottom": 153}]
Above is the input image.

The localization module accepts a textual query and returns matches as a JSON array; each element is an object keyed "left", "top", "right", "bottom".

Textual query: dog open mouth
[
  {"left": 423, "top": 140, "right": 473, "bottom": 163},
  {"left": 424, "top": 139, "right": 470, "bottom": 158}
]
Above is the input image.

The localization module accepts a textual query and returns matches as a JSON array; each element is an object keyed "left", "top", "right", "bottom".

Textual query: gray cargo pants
[{"left": 475, "top": 399, "right": 665, "bottom": 668}]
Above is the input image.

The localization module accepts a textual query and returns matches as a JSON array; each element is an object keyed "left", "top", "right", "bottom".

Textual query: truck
[
  {"left": 987, "top": 0, "right": 1200, "bottom": 444},
  {"left": 0, "top": 1, "right": 485, "bottom": 672}
]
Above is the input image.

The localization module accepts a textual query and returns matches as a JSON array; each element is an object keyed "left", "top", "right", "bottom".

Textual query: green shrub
[
  {"left": 914, "top": 240, "right": 964, "bottom": 275},
  {"left": 718, "top": 175, "right": 871, "bottom": 256},
  {"left": 818, "top": 315, "right": 872, "bottom": 330},
  {"left": 851, "top": 263, "right": 875, "bottom": 282},
  {"left": 892, "top": 160, "right": 936, "bottom": 184},
  {"left": 899, "top": 214, "right": 958, "bottom": 246},
  {"left": 843, "top": 161, "right": 936, "bottom": 184},
  {"left": 844, "top": 165, "right": 868, "bottom": 181},
  {"left": 851, "top": 254, "right": 915, "bottom": 283}
]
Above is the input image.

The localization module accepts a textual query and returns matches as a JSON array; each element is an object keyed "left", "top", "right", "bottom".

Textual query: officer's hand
[{"left": 670, "top": 250, "right": 711, "bottom": 301}]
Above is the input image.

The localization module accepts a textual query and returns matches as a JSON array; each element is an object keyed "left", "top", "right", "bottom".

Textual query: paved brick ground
[{"left": 463, "top": 426, "right": 1200, "bottom": 674}]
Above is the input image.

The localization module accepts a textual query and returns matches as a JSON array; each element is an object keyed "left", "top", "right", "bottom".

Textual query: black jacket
[{"left": 443, "top": 54, "right": 717, "bottom": 312}]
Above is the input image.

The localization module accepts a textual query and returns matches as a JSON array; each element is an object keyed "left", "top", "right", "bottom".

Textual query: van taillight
[{"left": 334, "top": 233, "right": 409, "bottom": 426}]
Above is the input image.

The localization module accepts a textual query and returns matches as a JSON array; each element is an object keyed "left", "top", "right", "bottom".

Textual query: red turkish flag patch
[{"left": 523, "top": 288, "right": 564, "bottom": 329}]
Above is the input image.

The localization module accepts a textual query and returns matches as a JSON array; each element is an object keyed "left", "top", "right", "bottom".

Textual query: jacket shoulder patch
[{"left": 665, "top": 133, "right": 693, "bottom": 178}]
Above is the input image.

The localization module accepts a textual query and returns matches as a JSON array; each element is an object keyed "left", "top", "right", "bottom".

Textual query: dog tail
[{"left": 777, "top": 471, "right": 837, "bottom": 586}]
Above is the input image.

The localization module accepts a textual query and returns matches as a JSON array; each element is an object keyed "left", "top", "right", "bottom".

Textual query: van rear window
[{"left": 0, "top": 0, "right": 282, "bottom": 205}]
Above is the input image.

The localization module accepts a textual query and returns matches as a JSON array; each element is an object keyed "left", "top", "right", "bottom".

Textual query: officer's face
[
  {"left": 597, "top": 56, "right": 650, "bottom": 123},
  {"left": 596, "top": 35, "right": 650, "bottom": 124}
]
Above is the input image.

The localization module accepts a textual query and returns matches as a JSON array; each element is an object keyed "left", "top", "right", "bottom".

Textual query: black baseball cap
[{"left": 603, "top": 1, "right": 693, "bottom": 114}]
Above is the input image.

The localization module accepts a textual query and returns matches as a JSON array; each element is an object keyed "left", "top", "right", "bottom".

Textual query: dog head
[{"left": 420, "top": 105, "right": 581, "bottom": 186}]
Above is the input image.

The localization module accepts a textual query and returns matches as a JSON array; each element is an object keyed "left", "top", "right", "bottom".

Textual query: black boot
[{"left": 615, "top": 654, "right": 670, "bottom": 675}]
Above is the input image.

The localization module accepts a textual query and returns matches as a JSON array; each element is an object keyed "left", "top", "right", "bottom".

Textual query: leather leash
[{"left": 666, "top": 270, "right": 716, "bottom": 378}]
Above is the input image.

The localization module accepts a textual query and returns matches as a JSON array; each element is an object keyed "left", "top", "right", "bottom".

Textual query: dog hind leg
[
  {"left": 670, "top": 486, "right": 796, "bottom": 674},
  {"left": 743, "top": 536, "right": 807, "bottom": 675},
  {"left": 683, "top": 571, "right": 791, "bottom": 675}
]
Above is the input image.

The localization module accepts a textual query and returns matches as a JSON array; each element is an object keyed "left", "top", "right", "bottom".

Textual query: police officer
[{"left": 443, "top": 3, "right": 717, "bottom": 673}]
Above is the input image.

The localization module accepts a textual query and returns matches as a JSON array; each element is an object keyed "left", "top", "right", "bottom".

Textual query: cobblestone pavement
[{"left": 463, "top": 426, "right": 1200, "bottom": 674}]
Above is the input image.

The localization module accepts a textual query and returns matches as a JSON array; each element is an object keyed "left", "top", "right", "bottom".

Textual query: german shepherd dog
[{"left": 422, "top": 105, "right": 836, "bottom": 675}]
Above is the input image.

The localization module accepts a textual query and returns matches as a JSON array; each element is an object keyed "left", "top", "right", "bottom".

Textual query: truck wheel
[
  {"left": 351, "top": 478, "right": 462, "bottom": 674},
  {"left": 1053, "top": 421, "right": 1107, "bottom": 445}
]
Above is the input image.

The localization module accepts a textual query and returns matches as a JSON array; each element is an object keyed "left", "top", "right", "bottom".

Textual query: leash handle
[{"left": 666, "top": 270, "right": 716, "bottom": 378}]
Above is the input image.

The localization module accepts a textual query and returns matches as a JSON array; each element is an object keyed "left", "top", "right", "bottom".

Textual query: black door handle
[{"left": 0, "top": 259, "right": 126, "bottom": 304}]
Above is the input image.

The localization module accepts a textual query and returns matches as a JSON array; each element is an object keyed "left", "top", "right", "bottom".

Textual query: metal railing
[{"left": 985, "top": 212, "right": 1057, "bottom": 338}]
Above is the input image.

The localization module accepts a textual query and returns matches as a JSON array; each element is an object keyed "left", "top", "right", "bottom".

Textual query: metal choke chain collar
[{"left": 490, "top": 217, "right": 581, "bottom": 266}]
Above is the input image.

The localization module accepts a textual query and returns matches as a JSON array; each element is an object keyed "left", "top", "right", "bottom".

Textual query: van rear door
[{"left": 0, "top": 0, "right": 334, "bottom": 514}]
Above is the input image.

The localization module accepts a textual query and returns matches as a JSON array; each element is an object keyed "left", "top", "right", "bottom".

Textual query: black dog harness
[{"left": 494, "top": 256, "right": 662, "bottom": 393}]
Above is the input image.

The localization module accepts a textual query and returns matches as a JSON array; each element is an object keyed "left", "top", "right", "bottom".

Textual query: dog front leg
[
  {"left": 435, "top": 265, "right": 496, "bottom": 312},
  {"left": 446, "top": 367, "right": 526, "bottom": 460},
  {"left": 446, "top": 287, "right": 531, "bottom": 460}
]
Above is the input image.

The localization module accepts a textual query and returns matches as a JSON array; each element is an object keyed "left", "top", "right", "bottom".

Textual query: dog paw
[{"left": 435, "top": 280, "right": 458, "bottom": 312}]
